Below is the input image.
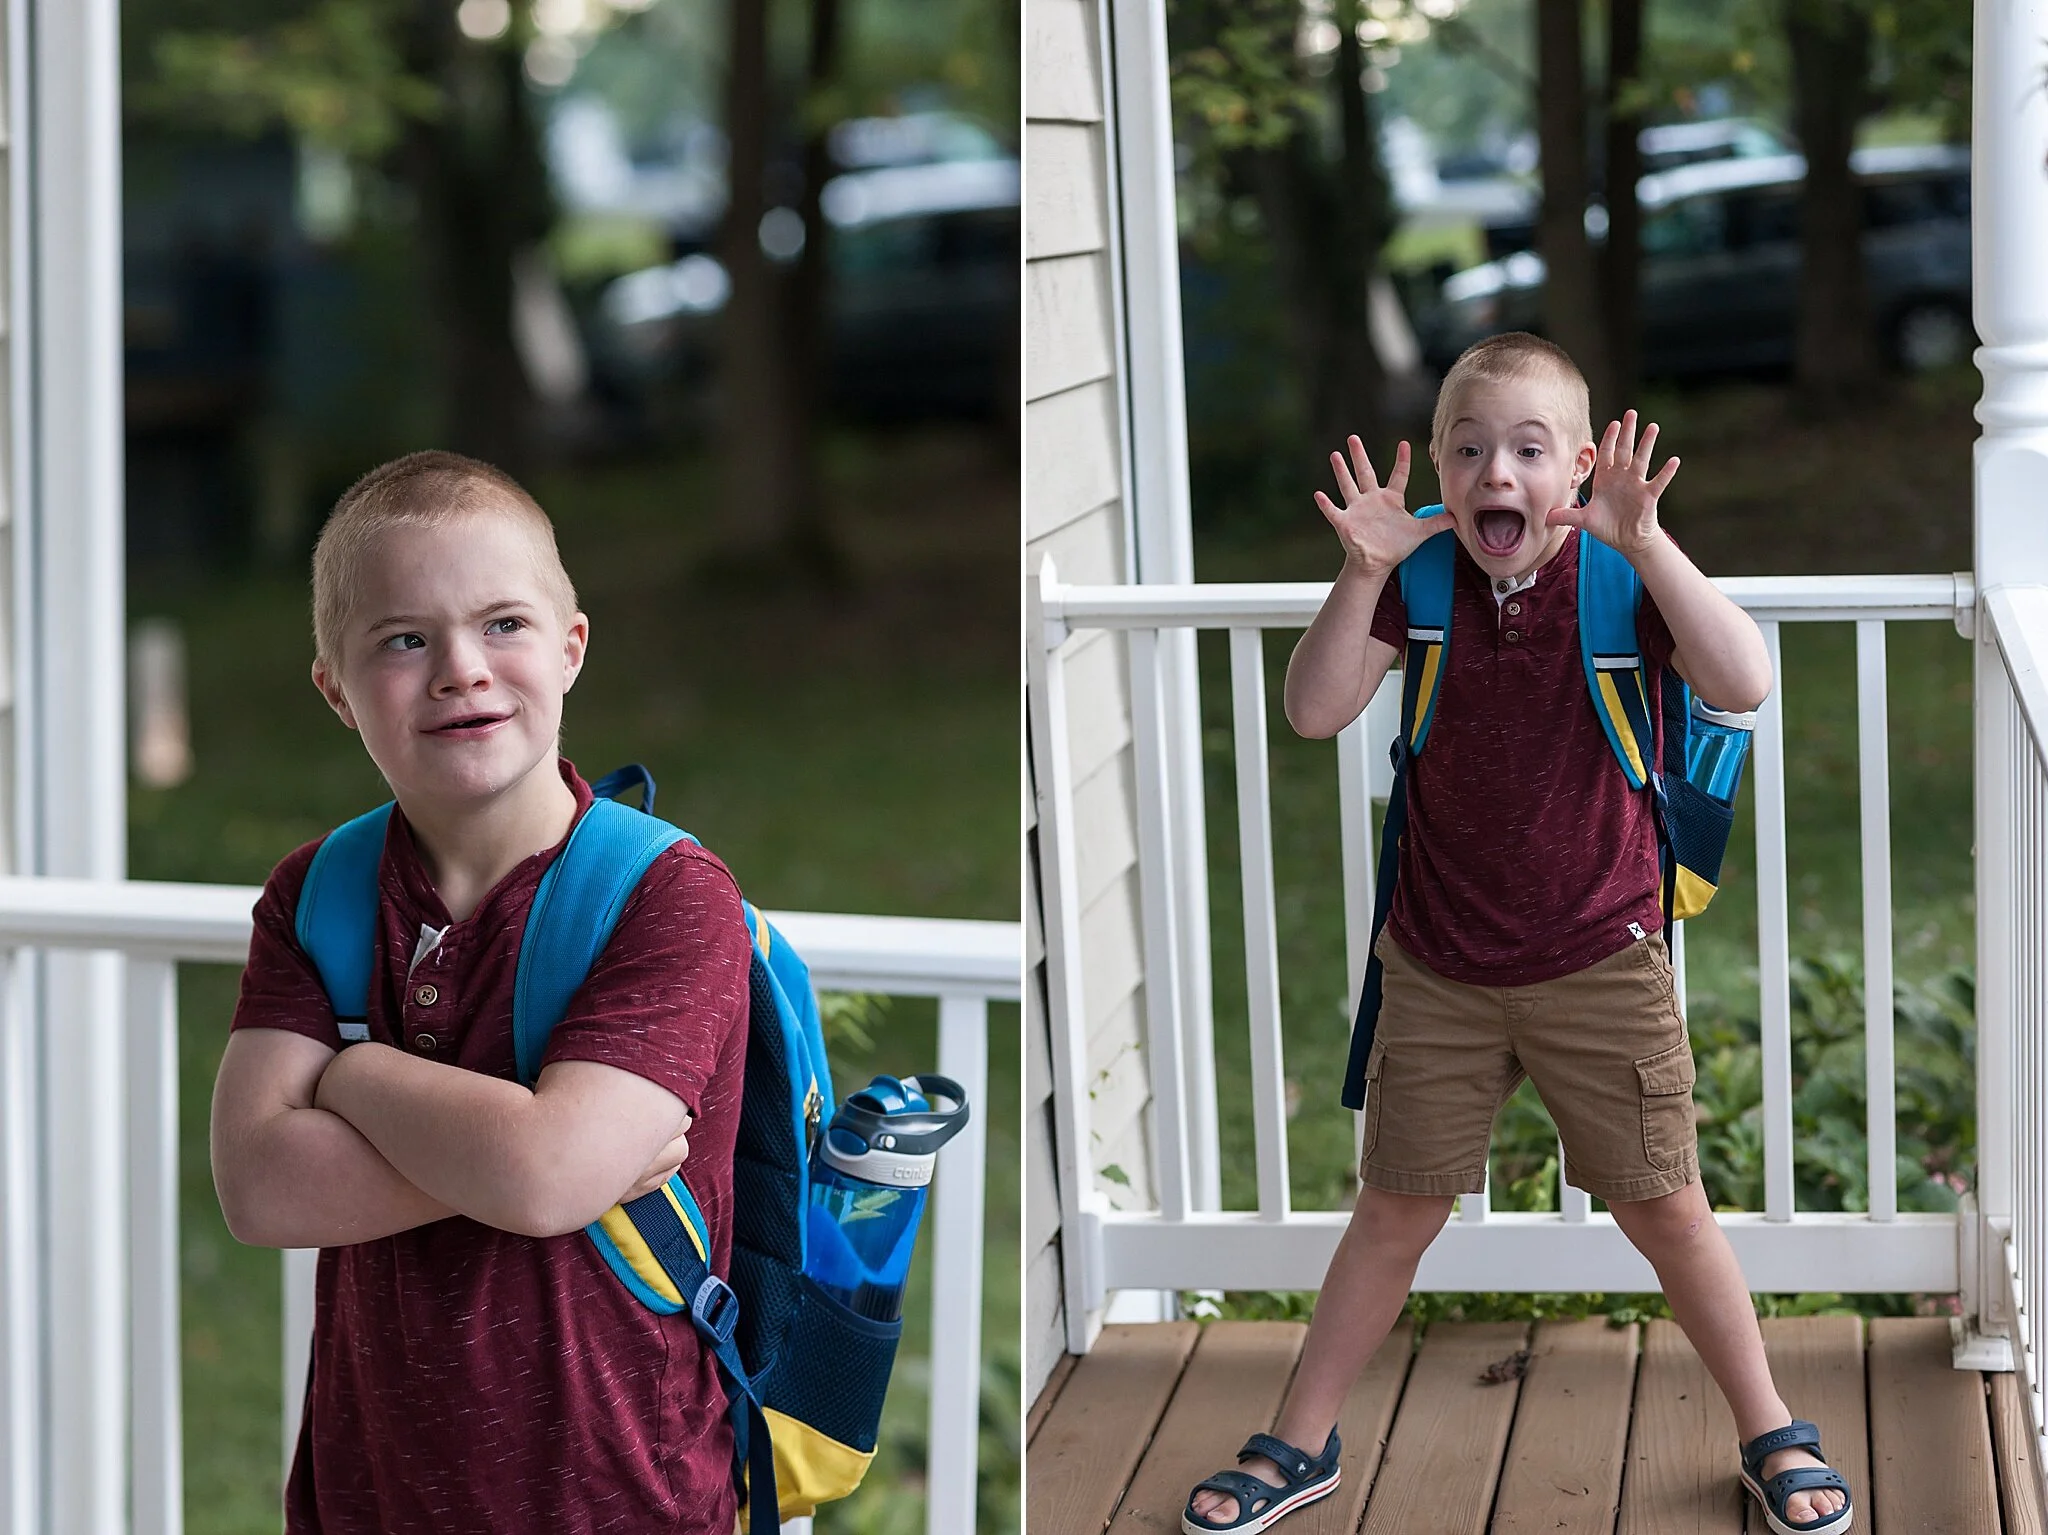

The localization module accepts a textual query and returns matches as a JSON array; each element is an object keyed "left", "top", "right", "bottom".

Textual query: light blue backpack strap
[
  {"left": 1577, "top": 531, "right": 1655, "bottom": 790},
  {"left": 1396, "top": 514, "right": 1456, "bottom": 756},
  {"left": 293, "top": 803, "right": 395, "bottom": 1043},
  {"left": 510, "top": 797, "right": 691, "bottom": 1087},
  {"left": 747, "top": 906, "right": 835, "bottom": 1164}
]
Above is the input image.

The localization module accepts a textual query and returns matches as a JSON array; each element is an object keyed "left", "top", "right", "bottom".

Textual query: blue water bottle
[
  {"left": 805, "top": 1074, "right": 970, "bottom": 1321},
  {"left": 1686, "top": 697, "right": 1756, "bottom": 804}
]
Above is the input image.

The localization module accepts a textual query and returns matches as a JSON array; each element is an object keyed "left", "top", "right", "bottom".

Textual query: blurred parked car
[
  {"left": 584, "top": 115, "right": 1019, "bottom": 424},
  {"left": 1420, "top": 144, "right": 1971, "bottom": 378}
]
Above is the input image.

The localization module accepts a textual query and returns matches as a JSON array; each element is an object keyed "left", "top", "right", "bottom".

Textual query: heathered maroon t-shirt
[
  {"left": 230, "top": 760, "right": 751, "bottom": 1534},
  {"left": 1369, "top": 533, "right": 1678, "bottom": 986}
]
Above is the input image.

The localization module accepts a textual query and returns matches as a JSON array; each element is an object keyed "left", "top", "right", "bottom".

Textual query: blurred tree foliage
[
  {"left": 125, "top": 0, "right": 1014, "bottom": 559},
  {"left": 1171, "top": 0, "right": 1974, "bottom": 534}
]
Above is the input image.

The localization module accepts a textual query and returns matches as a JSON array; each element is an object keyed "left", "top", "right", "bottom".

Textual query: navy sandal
[
  {"left": 1739, "top": 1419, "right": 1853, "bottom": 1535},
  {"left": 1181, "top": 1429, "right": 1342, "bottom": 1534}
]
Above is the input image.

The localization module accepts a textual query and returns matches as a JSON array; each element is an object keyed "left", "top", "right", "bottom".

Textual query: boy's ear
[
  {"left": 310, "top": 659, "right": 359, "bottom": 731},
  {"left": 1572, "top": 439, "right": 1598, "bottom": 492},
  {"left": 560, "top": 613, "right": 589, "bottom": 693}
]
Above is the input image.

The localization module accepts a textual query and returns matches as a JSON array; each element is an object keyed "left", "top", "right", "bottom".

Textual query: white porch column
[
  {"left": 1969, "top": 0, "right": 2048, "bottom": 1348},
  {"left": 26, "top": 1, "right": 129, "bottom": 1531},
  {"left": 1105, "top": 0, "right": 1221, "bottom": 1212}
]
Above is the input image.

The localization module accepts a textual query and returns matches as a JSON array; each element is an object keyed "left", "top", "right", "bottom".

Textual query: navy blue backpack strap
[
  {"left": 293, "top": 803, "right": 394, "bottom": 1044},
  {"left": 1577, "top": 531, "right": 1655, "bottom": 790},
  {"left": 1342, "top": 520, "right": 1453, "bottom": 1111},
  {"left": 511, "top": 796, "right": 692, "bottom": 1086}
]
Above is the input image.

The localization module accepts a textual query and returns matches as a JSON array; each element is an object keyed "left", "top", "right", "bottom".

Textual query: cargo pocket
[
  {"left": 754, "top": 1277, "right": 901, "bottom": 1521},
  {"left": 1634, "top": 1037, "right": 1697, "bottom": 1172},
  {"left": 1359, "top": 1036, "right": 1388, "bottom": 1163}
]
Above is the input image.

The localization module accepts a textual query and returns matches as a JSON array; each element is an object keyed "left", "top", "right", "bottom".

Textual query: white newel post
[
  {"left": 29, "top": 0, "right": 131, "bottom": 1530},
  {"left": 1968, "top": 0, "right": 2048, "bottom": 1360},
  {"left": 1107, "top": 0, "right": 1221, "bottom": 1215}
]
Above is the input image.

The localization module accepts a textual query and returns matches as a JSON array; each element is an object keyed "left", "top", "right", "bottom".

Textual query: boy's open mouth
[
  {"left": 1474, "top": 507, "right": 1525, "bottom": 558},
  {"left": 431, "top": 713, "right": 506, "bottom": 734}
]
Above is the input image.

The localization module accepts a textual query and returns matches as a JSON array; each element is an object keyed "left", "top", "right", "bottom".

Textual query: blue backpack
[
  {"left": 1340, "top": 518, "right": 1753, "bottom": 1110},
  {"left": 292, "top": 766, "right": 895, "bottom": 1530}
]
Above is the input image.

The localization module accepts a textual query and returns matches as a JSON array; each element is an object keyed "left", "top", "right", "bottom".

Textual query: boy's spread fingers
[
  {"left": 1388, "top": 440, "right": 1411, "bottom": 493},
  {"left": 1347, "top": 434, "right": 1374, "bottom": 489},
  {"left": 1331, "top": 451, "right": 1360, "bottom": 503},
  {"left": 1636, "top": 422, "right": 1660, "bottom": 473}
]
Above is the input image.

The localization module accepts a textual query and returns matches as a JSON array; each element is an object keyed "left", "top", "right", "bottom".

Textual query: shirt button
[
  {"left": 1506, "top": 601, "right": 1522, "bottom": 616},
  {"left": 414, "top": 1033, "right": 438, "bottom": 1052},
  {"left": 1505, "top": 630, "right": 1521, "bottom": 644},
  {"left": 414, "top": 984, "right": 439, "bottom": 1006},
  {"left": 1495, "top": 579, "right": 1510, "bottom": 593}
]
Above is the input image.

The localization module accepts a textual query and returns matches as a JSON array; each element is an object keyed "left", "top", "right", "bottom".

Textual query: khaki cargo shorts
[{"left": 1358, "top": 930, "right": 1699, "bottom": 1203}]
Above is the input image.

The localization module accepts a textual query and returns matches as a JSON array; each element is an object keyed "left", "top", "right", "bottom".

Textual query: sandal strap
[
  {"left": 1763, "top": 1465, "right": 1848, "bottom": 1500},
  {"left": 1743, "top": 1418, "right": 1823, "bottom": 1468},
  {"left": 1238, "top": 1431, "right": 1327, "bottom": 1483},
  {"left": 1188, "top": 1469, "right": 1281, "bottom": 1527}
]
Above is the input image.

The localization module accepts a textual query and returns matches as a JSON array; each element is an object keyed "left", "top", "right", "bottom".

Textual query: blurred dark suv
[{"left": 1421, "top": 144, "right": 1972, "bottom": 377}]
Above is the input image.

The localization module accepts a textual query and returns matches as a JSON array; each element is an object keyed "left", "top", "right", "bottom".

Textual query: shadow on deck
[{"left": 1027, "top": 1317, "right": 2046, "bottom": 1533}]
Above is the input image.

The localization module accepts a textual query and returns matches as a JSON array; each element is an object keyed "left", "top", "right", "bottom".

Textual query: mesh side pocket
[
  {"left": 762, "top": 1277, "right": 902, "bottom": 1456},
  {"left": 1663, "top": 775, "right": 1737, "bottom": 919}
]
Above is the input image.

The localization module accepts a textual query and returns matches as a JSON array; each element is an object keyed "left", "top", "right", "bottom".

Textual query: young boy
[
  {"left": 210, "top": 451, "right": 753, "bottom": 1533},
  {"left": 1182, "top": 335, "right": 1853, "bottom": 1535}
]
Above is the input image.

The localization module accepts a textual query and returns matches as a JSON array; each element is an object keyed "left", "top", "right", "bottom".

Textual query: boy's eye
[
  {"left": 1458, "top": 444, "right": 1481, "bottom": 457},
  {"left": 1520, "top": 446, "right": 1543, "bottom": 458},
  {"left": 380, "top": 633, "right": 425, "bottom": 652},
  {"left": 485, "top": 616, "right": 526, "bottom": 636}
]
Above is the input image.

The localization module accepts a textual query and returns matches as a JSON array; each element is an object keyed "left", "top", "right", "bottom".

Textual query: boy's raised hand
[
  {"left": 1314, "top": 438, "right": 1445, "bottom": 574},
  {"left": 1549, "top": 409, "right": 1680, "bottom": 555}
]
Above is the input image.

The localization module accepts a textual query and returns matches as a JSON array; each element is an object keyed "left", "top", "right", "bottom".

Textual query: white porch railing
[
  {"left": 0, "top": 878, "right": 1017, "bottom": 1535},
  {"left": 1982, "top": 584, "right": 2048, "bottom": 1484},
  {"left": 1031, "top": 565, "right": 1988, "bottom": 1328}
]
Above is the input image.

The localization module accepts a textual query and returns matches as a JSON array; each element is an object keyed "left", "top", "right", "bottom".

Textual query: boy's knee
[
  {"left": 1353, "top": 1185, "right": 1456, "bottom": 1251},
  {"left": 1610, "top": 1181, "right": 1709, "bottom": 1247}
]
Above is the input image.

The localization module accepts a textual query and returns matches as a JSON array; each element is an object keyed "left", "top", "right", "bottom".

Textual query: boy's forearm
[
  {"left": 215, "top": 1103, "right": 456, "bottom": 1249},
  {"left": 314, "top": 1044, "right": 651, "bottom": 1238},
  {"left": 1627, "top": 536, "right": 1773, "bottom": 712},
  {"left": 1286, "top": 557, "right": 1395, "bottom": 738}
]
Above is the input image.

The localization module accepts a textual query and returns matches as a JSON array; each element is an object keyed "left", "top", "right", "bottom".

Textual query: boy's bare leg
[
  {"left": 1188, "top": 1186, "right": 1455, "bottom": 1525},
  {"left": 1607, "top": 1180, "right": 1847, "bottom": 1526}
]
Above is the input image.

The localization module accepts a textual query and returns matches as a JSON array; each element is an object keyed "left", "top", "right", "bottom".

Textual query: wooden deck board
[
  {"left": 1027, "top": 1318, "right": 2046, "bottom": 1535},
  {"left": 1490, "top": 1319, "right": 1640, "bottom": 1534},
  {"left": 1028, "top": 1321, "right": 1200, "bottom": 1535},
  {"left": 1752, "top": 1315, "right": 1868, "bottom": 1535},
  {"left": 1618, "top": 1319, "right": 1743, "bottom": 1535},
  {"left": 1868, "top": 1317, "right": 1997, "bottom": 1535},
  {"left": 1106, "top": 1321, "right": 1307, "bottom": 1535},
  {"left": 1292, "top": 1319, "right": 1419, "bottom": 1535},
  {"left": 1359, "top": 1320, "right": 1530, "bottom": 1535},
  {"left": 1029, "top": 1352, "right": 1081, "bottom": 1446},
  {"left": 1991, "top": 1370, "right": 2048, "bottom": 1535}
]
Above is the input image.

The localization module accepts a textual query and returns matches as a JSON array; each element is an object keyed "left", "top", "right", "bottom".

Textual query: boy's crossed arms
[{"left": 213, "top": 1028, "right": 693, "bottom": 1248}]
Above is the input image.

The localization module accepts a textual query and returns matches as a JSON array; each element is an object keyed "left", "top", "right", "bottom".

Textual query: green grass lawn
[
  {"left": 131, "top": 426, "right": 1019, "bottom": 1534},
  {"left": 1188, "top": 373, "right": 1980, "bottom": 1311}
]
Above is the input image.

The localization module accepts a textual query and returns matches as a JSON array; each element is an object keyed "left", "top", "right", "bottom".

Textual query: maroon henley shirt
[
  {"left": 230, "top": 760, "right": 750, "bottom": 1533},
  {"left": 1369, "top": 533, "right": 1679, "bottom": 986}
]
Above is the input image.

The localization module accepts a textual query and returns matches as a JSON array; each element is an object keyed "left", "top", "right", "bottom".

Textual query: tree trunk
[
  {"left": 780, "top": 0, "right": 848, "bottom": 582},
  {"left": 718, "top": 0, "right": 806, "bottom": 560},
  {"left": 1788, "top": 0, "right": 1878, "bottom": 412},
  {"left": 1535, "top": 0, "right": 1607, "bottom": 408},
  {"left": 1601, "top": 0, "right": 1644, "bottom": 410},
  {"left": 398, "top": 1, "right": 549, "bottom": 473},
  {"left": 1327, "top": 3, "right": 1391, "bottom": 448},
  {"left": 1228, "top": 16, "right": 1394, "bottom": 480}
]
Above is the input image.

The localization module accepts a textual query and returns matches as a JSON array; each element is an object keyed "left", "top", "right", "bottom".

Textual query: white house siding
[{"left": 1024, "top": 0, "right": 1158, "bottom": 1399}]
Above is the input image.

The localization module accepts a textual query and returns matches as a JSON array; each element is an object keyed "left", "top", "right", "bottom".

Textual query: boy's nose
[{"left": 431, "top": 642, "right": 491, "bottom": 692}]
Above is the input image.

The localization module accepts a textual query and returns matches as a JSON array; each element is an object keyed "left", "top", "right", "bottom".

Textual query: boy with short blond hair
[
  {"left": 1182, "top": 335, "right": 1854, "bottom": 1535},
  {"left": 212, "top": 450, "right": 751, "bottom": 1533}
]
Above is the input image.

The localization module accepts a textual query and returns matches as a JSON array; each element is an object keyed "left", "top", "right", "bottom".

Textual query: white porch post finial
[{"left": 1968, "top": 0, "right": 2048, "bottom": 1353}]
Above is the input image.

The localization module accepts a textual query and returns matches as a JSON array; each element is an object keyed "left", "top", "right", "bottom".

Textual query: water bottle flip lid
[{"left": 817, "top": 1073, "right": 971, "bottom": 1184}]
